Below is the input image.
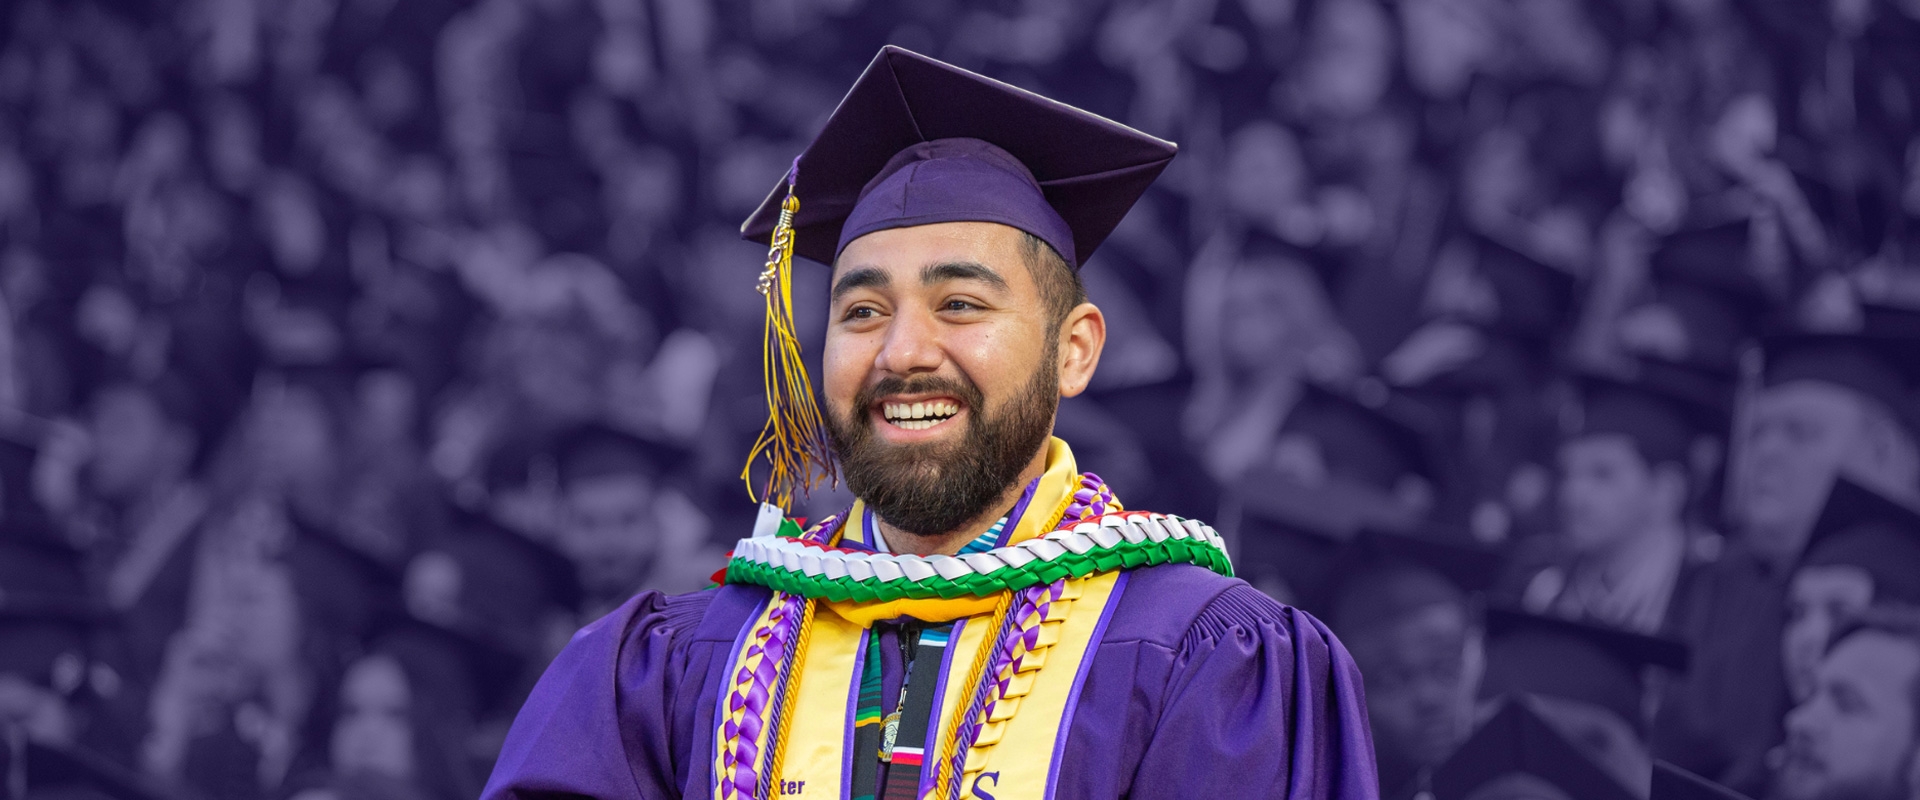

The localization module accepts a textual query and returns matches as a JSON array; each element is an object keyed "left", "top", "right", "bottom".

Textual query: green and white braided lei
[{"left": 723, "top": 510, "right": 1235, "bottom": 601}]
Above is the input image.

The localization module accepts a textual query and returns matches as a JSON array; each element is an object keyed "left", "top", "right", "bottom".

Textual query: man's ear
[{"left": 1057, "top": 302, "right": 1106, "bottom": 398}]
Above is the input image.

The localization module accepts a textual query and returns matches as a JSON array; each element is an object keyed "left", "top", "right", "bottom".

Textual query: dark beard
[{"left": 825, "top": 351, "right": 1058, "bottom": 539}]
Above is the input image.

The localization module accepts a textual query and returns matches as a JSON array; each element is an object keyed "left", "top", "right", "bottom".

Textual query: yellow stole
[{"left": 713, "top": 439, "right": 1126, "bottom": 800}]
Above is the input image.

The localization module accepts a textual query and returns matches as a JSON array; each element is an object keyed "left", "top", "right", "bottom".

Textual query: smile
[{"left": 880, "top": 399, "right": 961, "bottom": 431}]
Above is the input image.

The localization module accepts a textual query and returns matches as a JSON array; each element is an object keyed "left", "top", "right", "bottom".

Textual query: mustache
[
  {"left": 1778, "top": 735, "right": 1824, "bottom": 774},
  {"left": 853, "top": 374, "right": 984, "bottom": 415},
  {"left": 826, "top": 359, "right": 1058, "bottom": 538}
]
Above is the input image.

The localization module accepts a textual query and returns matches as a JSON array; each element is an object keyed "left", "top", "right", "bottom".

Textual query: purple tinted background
[{"left": 1, "top": 1, "right": 1918, "bottom": 800}]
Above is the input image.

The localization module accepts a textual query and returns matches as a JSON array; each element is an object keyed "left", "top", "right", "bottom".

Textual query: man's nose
[
  {"left": 873, "top": 307, "right": 944, "bottom": 376},
  {"left": 1783, "top": 697, "right": 1817, "bottom": 736}
]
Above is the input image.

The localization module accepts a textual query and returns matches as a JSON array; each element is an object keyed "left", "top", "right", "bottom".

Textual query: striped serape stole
[
  {"left": 852, "top": 519, "right": 1005, "bottom": 800},
  {"left": 850, "top": 632, "right": 886, "bottom": 800}
]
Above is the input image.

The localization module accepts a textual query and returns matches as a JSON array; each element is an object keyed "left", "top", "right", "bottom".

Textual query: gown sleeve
[
  {"left": 482, "top": 590, "right": 713, "bottom": 800},
  {"left": 1128, "top": 584, "right": 1379, "bottom": 800}
]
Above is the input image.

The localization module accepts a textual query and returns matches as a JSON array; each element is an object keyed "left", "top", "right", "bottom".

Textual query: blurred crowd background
[{"left": 4, "top": 0, "right": 1920, "bottom": 799}]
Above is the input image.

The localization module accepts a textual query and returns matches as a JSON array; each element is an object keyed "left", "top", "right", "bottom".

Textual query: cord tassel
[{"left": 742, "top": 171, "right": 837, "bottom": 511}]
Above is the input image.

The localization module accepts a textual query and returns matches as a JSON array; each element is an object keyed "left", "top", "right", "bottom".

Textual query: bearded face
[
  {"left": 826, "top": 341, "right": 1058, "bottom": 537},
  {"left": 822, "top": 221, "right": 1103, "bottom": 542}
]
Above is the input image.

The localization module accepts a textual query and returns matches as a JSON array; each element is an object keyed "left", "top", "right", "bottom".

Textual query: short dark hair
[
  {"left": 1019, "top": 232, "right": 1086, "bottom": 328},
  {"left": 1827, "top": 604, "right": 1920, "bottom": 725}
]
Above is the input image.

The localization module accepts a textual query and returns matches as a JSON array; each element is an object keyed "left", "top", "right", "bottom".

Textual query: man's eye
[
  {"left": 845, "top": 307, "right": 877, "bottom": 320},
  {"left": 943, "top": 300, "right": 977, "bottom": 312},
  {"left": 1832, "top": 685, "right": 1865, "bottom": 714}
]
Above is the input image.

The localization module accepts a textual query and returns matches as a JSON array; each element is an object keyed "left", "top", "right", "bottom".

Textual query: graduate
[
  {"left": 481, "top": 46, "right": 1377, "bottom": 800},
  {"left": 1319, "top": 530, "right": 1504, "bottom": 800},
  {"left": 1780, "top": 477, "right": 1920, "bottom": 703},
  {"left": 1430, "top": 608, "right": 1690, "bottom": 800},
  {"left": 1431, "top": 698, "right": 1639, "bottom": 800},
  {"left": 1658, "top": 327, "right": 1920, "bottom": 792},
  {"left": 1651, "top": 761, "right": 1754, "bottom": 800},
  {"left": 1232, "top": 380, "right": 1445, "bottom": 604},
  {"left": 1520, "top": 372, "right": 1729, "bottom": 635},
  {"left": 1771, "top": 607, "right": 1920, "bottom": 800}
]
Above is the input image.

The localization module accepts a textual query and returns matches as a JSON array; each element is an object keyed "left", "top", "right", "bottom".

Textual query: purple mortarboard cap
[
  {"left": 1322, "top": 528, "right": 1504, "bottom": 632},
  {"left": 740, "top": 46, "right": 1177, "bottom": 268},
  {"left": 17, "top": 741, "right": 182, "bottom": 800},
  {"left": 1569, "top": 371, "right": 1728, "bottom": 468},
  {"left": 1801, "top": 477, "right": 1920, "bottom": 604},
  {"left": 1762, "top": 330, "right": 1920, "bottom": 436},
  {"left": 1432, "top": 698, "right": 1641, "bottom": 800},
  {"left": 1479, "top": 607, "right": 1689, "bottom": 736},
  {"left": 1652, "top": 760, "right": 1754, "bottom": 800}
]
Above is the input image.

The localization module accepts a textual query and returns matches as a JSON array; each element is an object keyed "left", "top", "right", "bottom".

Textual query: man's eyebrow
[
  {"left": 922, "top": 261, "right": 1009, "bottom": 291},
  {"left": 830, "top": 267, "right": 889, "bottom": 302}
]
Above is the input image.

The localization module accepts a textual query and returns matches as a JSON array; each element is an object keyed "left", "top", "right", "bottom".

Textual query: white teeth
[{"left": 881, "top": 400, "right": 961, "bottom": 425}]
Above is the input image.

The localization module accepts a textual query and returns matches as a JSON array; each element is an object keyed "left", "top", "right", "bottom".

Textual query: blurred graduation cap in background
[
  {"left": 1431, "top": 697, "right": 1641, "bottom": 800},
  {"left": 1374, "top": 238, "right": 1579, "bottom": 544},
  {"left": 0, "top": 535, "right": 101, "bottom": 696},
  {"left": 0, "top": 741, "right": 184, "bottom": 800},
  {"left": 306, "top": 513, "right": 577, "bottom": 772},
  {"left": 1858, "top": 298, "right": 1920, "bottom": 339},
  {"left": 1233, "top": 381, "right": 1447, "bottom": 600},
  {"left": 1614, "top": 220, "right": 1771, "bottom": 422},
  {"left": 1471, "top": 235, "right": 1582, "bottom": 345},
  {"left": 1650, "top": 760, "right": 1754, "bottom": 800},
  {"left": 1463, "top": 609, "right": 1681, "bottom": 798},
  {"left": 0, "top": 436, "right": 63, "bottom": 540},
  {"left": 1479, "top": 607, "right": 1690, "bottom": 737},
  {"left": 1392, "top": 235, "right": 1579, "bottom": 395},
  {"left": 1324, "top": 528, "right": 1508, "bottom": 800},
  {"left": 284, "top": 511, "right": 404, "bottom": 654},
  {"left": 1796, "top": 476, "right": 1920, "bottom": 604},
  {"left": 1238, "top": 381, "right": 1441, "bottom": 532},
  {"left": 1317, "top": 527, "right": 1507, "bottom": 634},
  {"left": 1760, "top": 328, "right": 1920, "bottom": 438},
  {"left": 1631, "top": 221, "right": 1775, "bottom": 377},
  {"left": 360, "top": 609, "right": 528, "bottom": 731},
  {"left": 408, "top": 510, "right": 583, "bottom": 654},
  {"left": 1565, "top": 370, "right": 1730, "bottom": 476}
]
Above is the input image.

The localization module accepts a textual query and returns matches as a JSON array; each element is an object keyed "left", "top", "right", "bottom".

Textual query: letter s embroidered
[{"left": 971, "top": 772, "right": 1000, "bottom": 800}]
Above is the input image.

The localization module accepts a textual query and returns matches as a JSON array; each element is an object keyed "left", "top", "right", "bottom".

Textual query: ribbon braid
[
  {"left": 716, "top": 591, "right": 810, "bottom": 800},
  {"left": 932, "top": 473, "right": 1112, "bottom": 800},
  {"left": 713, "top": 475, "right": 1192, "bottom": 800}
]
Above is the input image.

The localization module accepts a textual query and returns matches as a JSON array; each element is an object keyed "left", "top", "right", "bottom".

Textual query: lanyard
[
  {"left": 850, "top": 622, "right": 953, "bottom": 800},
  {"left": 883, "top": 622, "right": 950, "bottom": 798}
]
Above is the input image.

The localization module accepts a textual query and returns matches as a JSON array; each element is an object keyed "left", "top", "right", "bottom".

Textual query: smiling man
[{"left": 482, "top": 47, "right": 1377, "bottom": 800}]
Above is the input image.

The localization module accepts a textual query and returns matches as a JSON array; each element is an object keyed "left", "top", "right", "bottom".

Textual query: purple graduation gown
[{"left": 482, "top": 564, "right": 1380, "bottom": 800}]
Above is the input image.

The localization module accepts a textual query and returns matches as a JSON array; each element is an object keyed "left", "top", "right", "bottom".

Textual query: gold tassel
[{"left": 741, "top": 186, "right": 837, "bottom": 511}]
